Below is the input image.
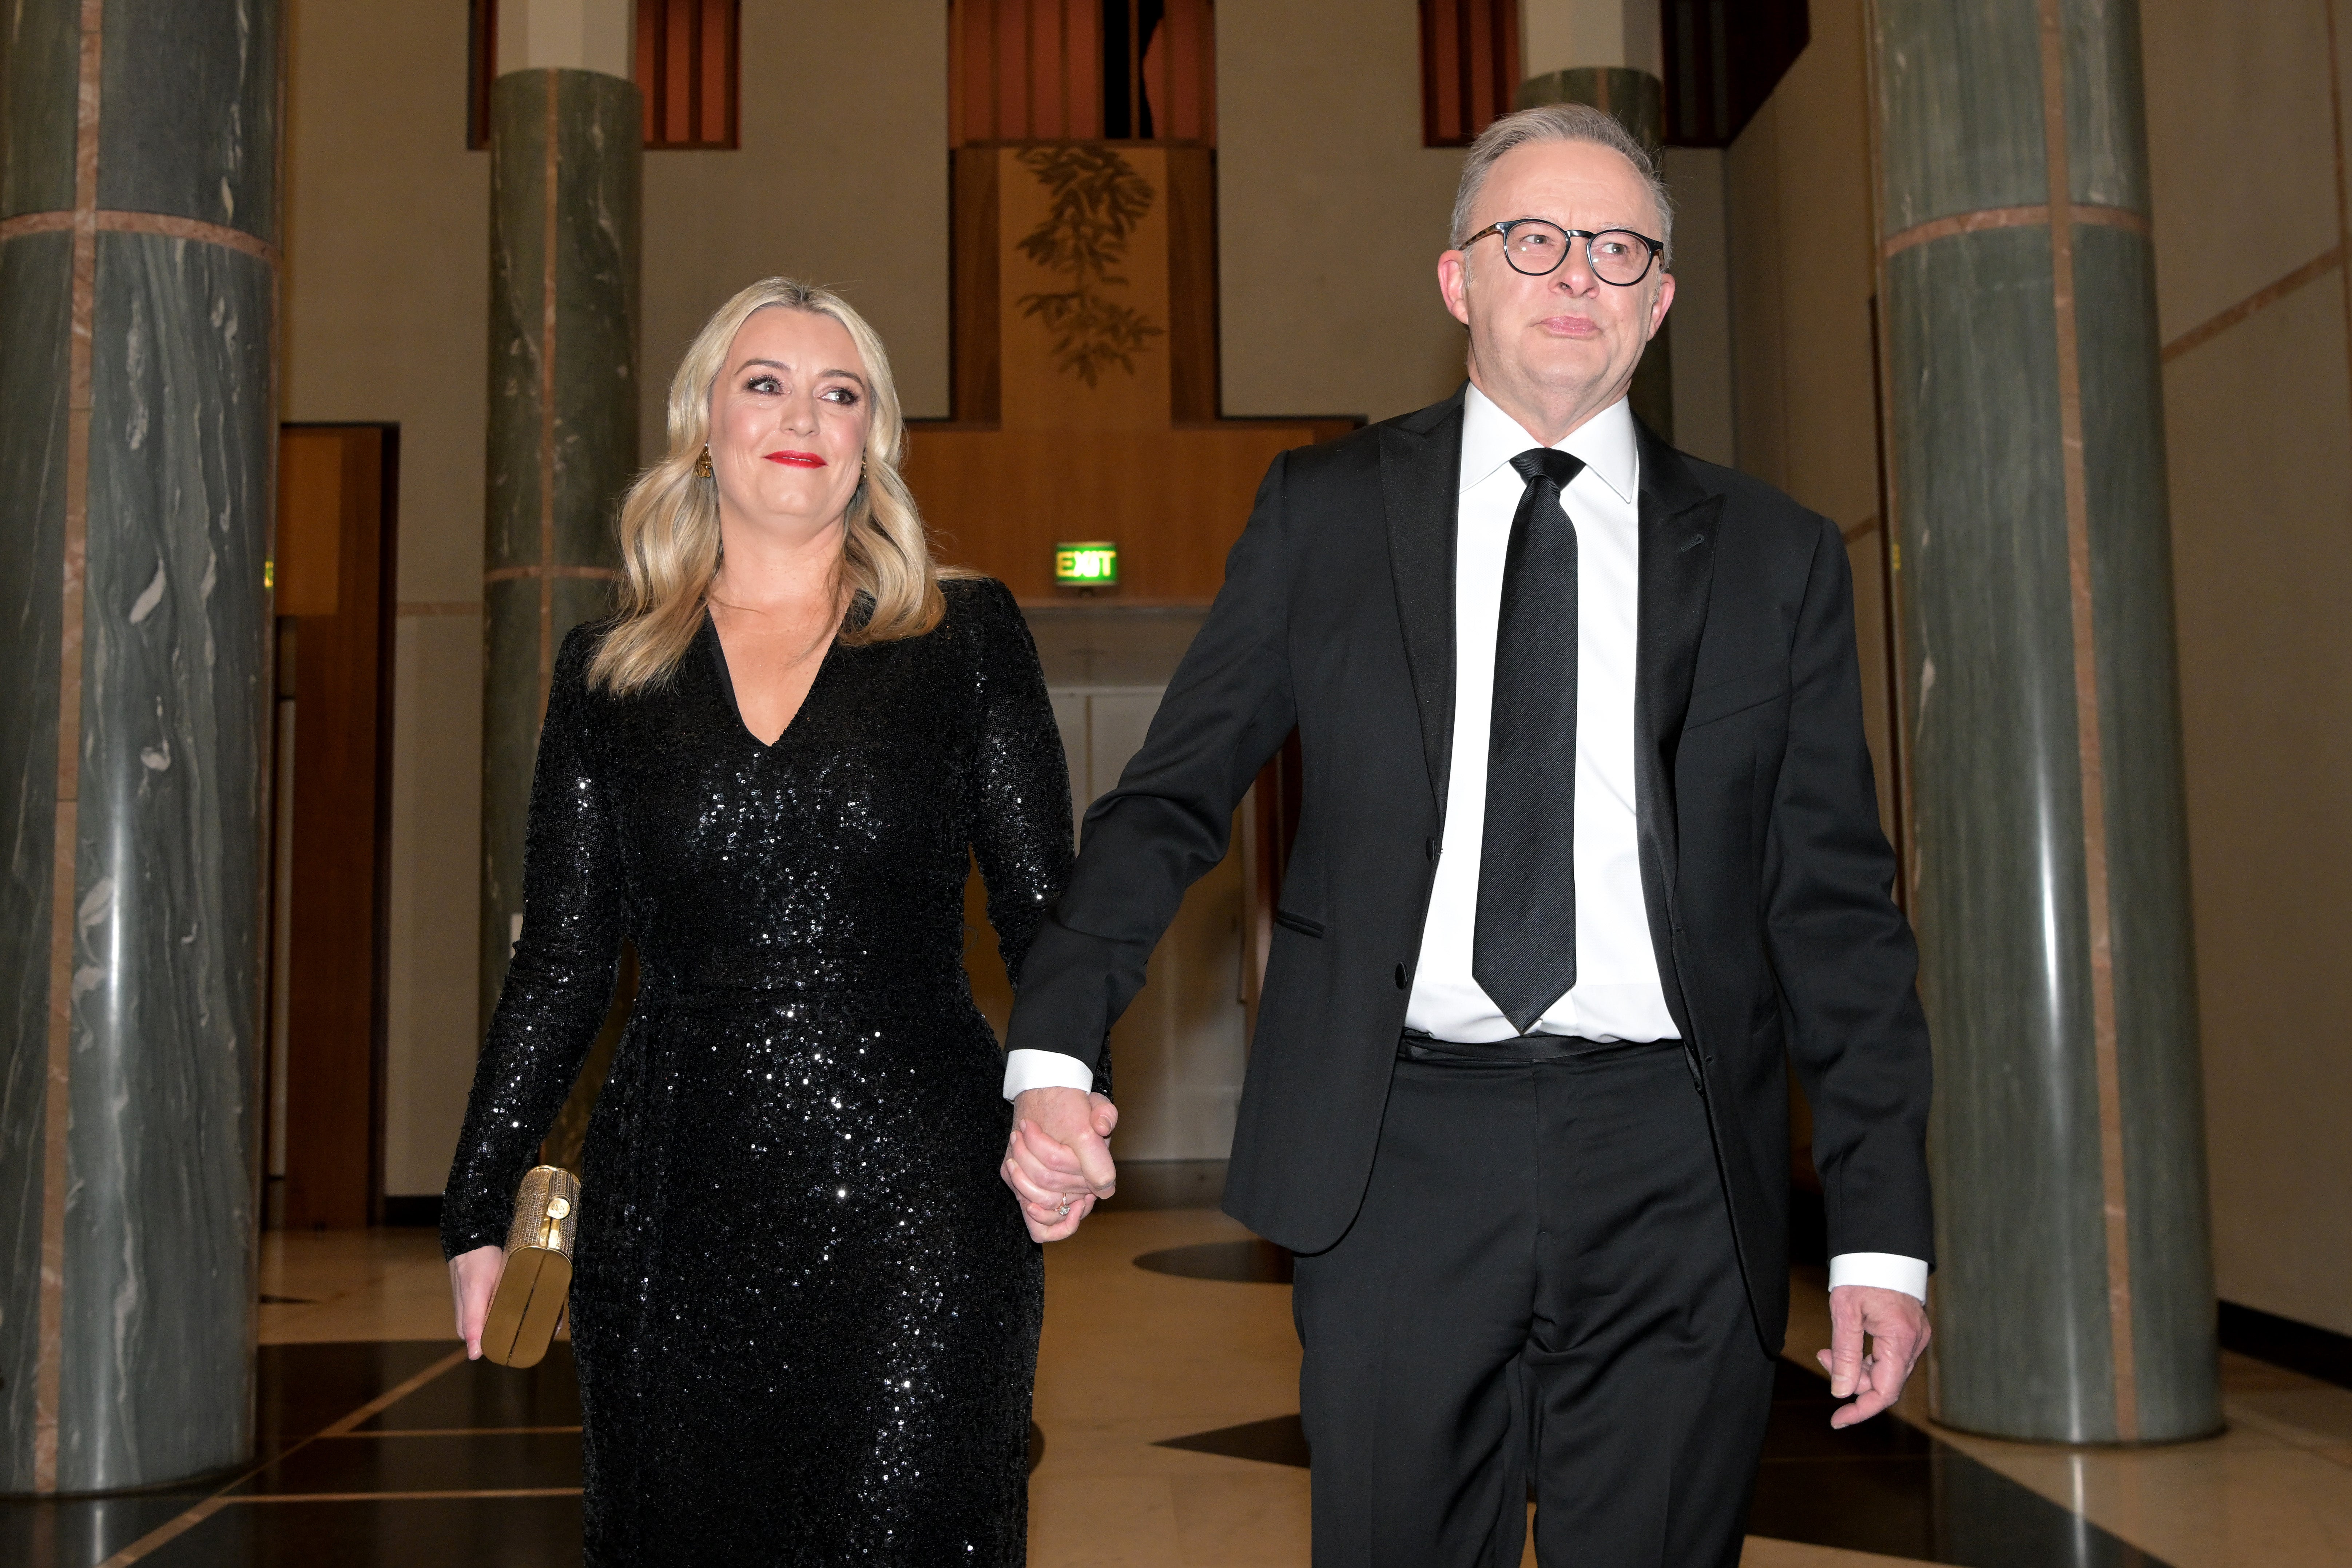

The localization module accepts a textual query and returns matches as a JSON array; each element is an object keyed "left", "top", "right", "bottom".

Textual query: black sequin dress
[{"left": 442, "top": 578, "right": 1077, "bottom": 1566}]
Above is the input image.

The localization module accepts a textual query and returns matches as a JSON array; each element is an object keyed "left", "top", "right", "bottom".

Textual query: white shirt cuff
[
  {"left": 1828, "top": 1252, "right": 1930, "bottom": 1302},
  {"left": 1002, "top": 1048, "right": 1096, "bottom": 1100}
]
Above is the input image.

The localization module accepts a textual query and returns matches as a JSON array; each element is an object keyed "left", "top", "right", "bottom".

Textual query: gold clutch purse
[{"left": 481, "top": 1164, "right": 580, "bottom": 1369}]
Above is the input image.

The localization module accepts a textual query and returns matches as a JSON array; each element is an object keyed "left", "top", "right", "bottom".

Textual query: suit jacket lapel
[
  {"left": 1382, "top": 388, "right": 1467, "bottom": 818},
  {"left": 1633, "top": 419, "right": 1720, "bottom": 991}
]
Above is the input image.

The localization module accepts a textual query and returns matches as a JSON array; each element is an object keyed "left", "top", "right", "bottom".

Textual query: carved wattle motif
[{"left": 1013, "top": 146, "right": 1165, "bottom": 386}]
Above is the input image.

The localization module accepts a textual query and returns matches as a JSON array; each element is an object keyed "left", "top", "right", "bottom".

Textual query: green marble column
[
  {"left": 0, "top": 0, "right": 281, "bottom": 1492},
  {"left": 480, "top": 69, "right": 640, "bottom": 1035},
  {"left": 1871, "top": 0, "right": 2216, "bottom": 1442},
  {"left": 1515, "top": 67, "right": 1672, "bottom": 440}
]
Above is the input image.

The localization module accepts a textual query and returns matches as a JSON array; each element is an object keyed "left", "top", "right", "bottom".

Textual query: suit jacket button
[
  {"left": 1394, "top": 964, "right": 1408, "bottom": 989},
  {"left": 1425, "top": 837, "right": 1439, "bottom": 861}
]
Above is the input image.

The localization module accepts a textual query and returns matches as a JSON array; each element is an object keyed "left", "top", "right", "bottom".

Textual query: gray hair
[{"left": 1449, "top": 103, "right": 1674, "bottom": 270}]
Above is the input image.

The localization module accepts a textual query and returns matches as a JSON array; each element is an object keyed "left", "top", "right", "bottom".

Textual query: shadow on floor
[
  {"left": 1132, "top": 1238, "right": 1293, "bottom": 1283},
  {"left": 1151, "top": 1360, "right": 2174, "bottom": 1567}
]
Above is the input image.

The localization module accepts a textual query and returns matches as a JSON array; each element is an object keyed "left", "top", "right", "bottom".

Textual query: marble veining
[
  {"left": 1875, "top": 1, "right": 2215, "bottom": 1443},
  {"left": 0, "top": 0, "right": 83, "bottom": 221},
  {"left": 1886, "top": 230, "right": 2123, "bottom": 1442},
  {"left": 95, "top": 0, "right": 282, "bottom": 244},
  {"left": 1872, "top": 0, "right": 2051, "bottom": 231},
  {"left": 480, "top": 69, "right": 640, "bottom": 1036},
  {"left": 52, "top": 231, "right": 274, "bottom": 1491},
  {"left": 2058, "top": 0, "right": 2154, "bottom": 213},
  {"left": 2071, "top": 221, "right": 2216, "bottom": 1441},
  {"left": 0, "top": 227, "right": 75, "bottom": 1492}
]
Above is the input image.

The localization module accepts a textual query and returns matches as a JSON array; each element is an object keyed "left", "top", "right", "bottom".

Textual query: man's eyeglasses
[{"left": 1457, "top": 219, "right": 1665, "bottom": 286}]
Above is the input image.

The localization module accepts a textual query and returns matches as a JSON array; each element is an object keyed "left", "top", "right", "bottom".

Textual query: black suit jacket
[{"left": 1005, "top": 388, "right": 1933, "bottom": 1349}]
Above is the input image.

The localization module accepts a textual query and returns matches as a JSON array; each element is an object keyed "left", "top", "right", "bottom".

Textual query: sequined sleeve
[
  {"left": 962, "top": 579, "right": 1074, "bottom": 992},
  {"left": 441, "top": 627, "right": 626, "bottom": 1259}
]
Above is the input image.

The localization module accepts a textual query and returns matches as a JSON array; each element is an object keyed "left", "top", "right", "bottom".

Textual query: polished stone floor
[{"left": 5, "top": 1207, "right": 2348, "bottom": 1566}]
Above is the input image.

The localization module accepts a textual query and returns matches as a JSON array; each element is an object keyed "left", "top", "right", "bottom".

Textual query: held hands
[
  {"left": 448, "top": 1245, "right": 506, "bottom": 1360},
  {"left": 1818, "top": 1285, "right": 1931, "bottom": 1428},
  {"left": 1001, "top": 1087, "right": 1118, "bottom": 1242}
]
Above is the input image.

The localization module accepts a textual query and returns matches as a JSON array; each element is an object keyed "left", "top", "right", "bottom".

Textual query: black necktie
[{"left": 1473, "top": 448, "right": 1585, "bottom": 1034}]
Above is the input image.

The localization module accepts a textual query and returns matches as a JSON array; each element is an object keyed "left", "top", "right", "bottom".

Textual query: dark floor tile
[
  {"left": 1753, "top": 1359, "right": 2172, "bottom": 1567},
  {"left": 256, "top": 1341, "right": 458, "bottom": 1448},
  {"left": 138, "top": 1495, "right": 584, "bottom": 1568},
  {"left": 357, "top": 1344, "right": 581, "bottom": 1431},
  {"left": 1771, "top": 1355, "right": 1838, "bottom": 1402},
  {"left": 228, "top": 1432, "right": 583, "bottom": 1497},
  {"left": 0, "top": 1489, "right": 215, "bottom": 1568},
  {"left": 1133, "top": 1239, "right": 1293, "bottom": 1283},
  {"left": 1759, "top": 1390, "right": 1937, "bottom": 1461},
  {"left": 1749, "top": 1450, "right": 2167, "bottom": 1567},
  {"left": 1155, "top": 1413, "right": 1311, "bottom": 1468}
]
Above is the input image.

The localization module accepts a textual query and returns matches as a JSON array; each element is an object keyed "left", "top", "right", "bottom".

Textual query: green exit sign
[{"left": 1054, "top": 541, "right": 1119, "bottom": 586}]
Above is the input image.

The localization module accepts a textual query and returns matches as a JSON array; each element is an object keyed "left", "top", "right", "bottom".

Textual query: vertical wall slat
[
  {"left": 995, "top": 0, "right": 1026, "bottom": 141},
  {"left": 1418, "top": 0, "right": 1517, "bottom": 147},
  {"left": 1068, "top": 0, "right": 1102, "bottom": 138},
  {"left": 951, "top": 0, "right": 1208, "bottom": 145}
]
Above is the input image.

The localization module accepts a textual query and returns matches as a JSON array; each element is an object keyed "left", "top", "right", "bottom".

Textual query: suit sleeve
[
  {"left": 1003, "top": 451, "right": 1303, "bottom": 1073},
  {"left": 1761, "top": 517, "right": 1936, "bottom": 1270},
  {"left": 441, "top": 629, "right": 626, "bottom": 1259}
]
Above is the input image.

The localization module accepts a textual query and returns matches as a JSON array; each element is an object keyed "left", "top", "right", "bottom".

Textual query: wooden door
[{"left": 270, "top": 425, "right": 399, "bottom": 1229}]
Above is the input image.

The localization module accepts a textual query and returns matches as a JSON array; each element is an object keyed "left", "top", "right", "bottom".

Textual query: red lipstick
[{"left": 764, "top": 450, "right": 827, "bottom": 467}]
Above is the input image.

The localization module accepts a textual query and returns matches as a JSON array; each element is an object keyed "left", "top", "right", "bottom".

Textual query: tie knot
[{"left": 1510, "top": 448, "right": 1585, "bottom": 492}]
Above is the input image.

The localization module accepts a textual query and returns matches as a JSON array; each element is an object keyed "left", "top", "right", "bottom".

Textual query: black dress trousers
[{"left": 1291, "top": 1042, "right": 1777, "bottom": 1568}]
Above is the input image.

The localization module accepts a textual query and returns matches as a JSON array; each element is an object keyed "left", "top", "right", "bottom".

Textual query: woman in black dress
[{"left": 441, "top": 278, "right": 1109, "bottom": 1565}]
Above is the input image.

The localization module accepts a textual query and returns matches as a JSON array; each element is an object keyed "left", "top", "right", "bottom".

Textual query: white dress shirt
[
  {"left": 1002, "top": 385, "right": 1924, "bottom": 1303},
  {"left": 1405, "top": 386, "right": 1675, "bottom": 1044}
]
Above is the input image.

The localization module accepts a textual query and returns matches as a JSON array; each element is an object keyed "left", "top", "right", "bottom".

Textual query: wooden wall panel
[
  {"left": 952, "top": 0, "right": 1212, "bottom": 144},
  {"left": 1166, "top": 144, "right": 1220, "bottom": 422},
  {"left": 954, "top": 0, "right": 1104, "bottom": 143},
  {"left": 638, "top": 0, "right": 740, "bottom": 148},
  {"left": 276, "top": 425, "right": 400, "bottom": 1230},
  {"left": 906, "top": 422, "right": 1355, "bottom": 601},
  {"left": 951, "top": 150, "right": 1005, "bottom": 423},
  {"left": 1419, "top": 0, "right": 1519, "bottom": 147}
]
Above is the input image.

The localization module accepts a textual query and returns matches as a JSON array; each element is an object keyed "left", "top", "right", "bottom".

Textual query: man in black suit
[{"left": 997, "top": 103, "right": 1934, "bottom": 1566}]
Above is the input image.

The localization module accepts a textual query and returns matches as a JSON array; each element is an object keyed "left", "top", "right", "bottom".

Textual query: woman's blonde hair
[{"left": 588, "top": 277, "right": 954, "bottom": 694}]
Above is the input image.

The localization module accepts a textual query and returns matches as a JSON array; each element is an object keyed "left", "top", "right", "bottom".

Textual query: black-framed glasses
[{"left": 1459, "top": 219, "right": 1664, "bottom": 285}]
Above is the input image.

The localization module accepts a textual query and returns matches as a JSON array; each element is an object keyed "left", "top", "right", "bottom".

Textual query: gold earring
[{"left": 694, "top": 446, "right": 714, "bottom": 478}]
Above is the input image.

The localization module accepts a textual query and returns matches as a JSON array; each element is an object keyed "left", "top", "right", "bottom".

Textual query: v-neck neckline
[{"left": 704, "top": 611, "right": 840, "bottom": 751}]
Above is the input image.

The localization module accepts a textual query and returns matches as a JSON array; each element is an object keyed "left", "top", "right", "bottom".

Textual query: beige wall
[
  {"left": 2143, "top": 0, "right": 2352, "bottom": 1335},
  {"left": 636, "top": 0, "right": 950, "bottom": 452},
  {"left": 283, "top": 1, "right": 490, "bottom": 1199},
  {"left": 1721, "top": 0, "right": 1882, "bottom": 526},
  {"left": 1718, "top": 0, "right": 1899, "bottom": 836},
  {"left": 1216, "top": 0, "right": 1469, "bottom": 421},
  {"left": 1661, "top": 146, "right": 1736, "bottom": 467}
]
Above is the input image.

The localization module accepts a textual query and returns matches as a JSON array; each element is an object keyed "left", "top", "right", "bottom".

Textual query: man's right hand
[
  {"left": 1001, "top": 1087, "right": 1117, "bottom": 1242},
  {"left": 448, "top": 1245, "right": 505, "bottom": 1359}
]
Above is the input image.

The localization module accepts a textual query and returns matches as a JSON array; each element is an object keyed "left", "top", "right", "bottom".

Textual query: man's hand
[
  {"left": 1001, "top": 1087, "right": 1117, "bottom": 1242},
  {"left": 1817, "top": 1285, "right": 1931, "bottom": 1428},
  {"left": 448, "top": 1245, "right": 505, "bottom": 1360}
]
